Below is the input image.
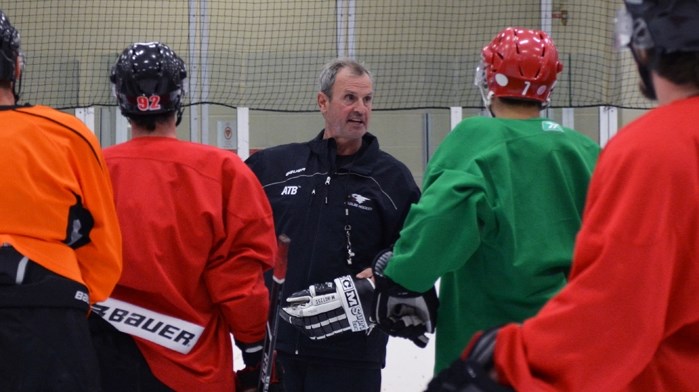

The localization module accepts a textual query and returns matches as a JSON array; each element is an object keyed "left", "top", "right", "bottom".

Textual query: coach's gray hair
[{"left": 318, "top": 57, "right": 373, "bottom": 99}]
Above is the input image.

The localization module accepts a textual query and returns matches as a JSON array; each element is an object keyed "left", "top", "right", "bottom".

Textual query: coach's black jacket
[{"left": 246, "top": 131, "right": 420, "bottom": 368}]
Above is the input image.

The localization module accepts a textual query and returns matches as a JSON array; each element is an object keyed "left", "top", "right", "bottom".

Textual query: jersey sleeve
[
  {"left": 204, "top": 157, "right": 276, "bottom": 344},
  {"left": 72, "top": 126, "right": 123, "bottom": 303},
  {"left": 384, "top": 166, "right": 487, "bottom": 293}
]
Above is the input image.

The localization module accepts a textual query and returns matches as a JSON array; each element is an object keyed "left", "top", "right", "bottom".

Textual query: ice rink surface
[{"left": 234, "top": 332, "right": 435, "bottom": 391}]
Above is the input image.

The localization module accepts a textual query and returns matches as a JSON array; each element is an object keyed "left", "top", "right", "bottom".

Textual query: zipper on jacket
[
  {"left": 345, "top": 206, "right": 355, "bottom": 265},
  {"left": 324, "top": 175, "right": 331, "bottom": 204}
]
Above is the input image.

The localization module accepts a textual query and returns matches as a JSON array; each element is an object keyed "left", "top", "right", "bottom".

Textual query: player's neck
[
  {"left": 131, "top": 124, "right": 178, "bottom": 139},
  {"left": 490, "top": 97, "right": 541, "bottom": 120},
  {"left": 490, "top": 102, "right": 541, "bottom": 119},
  {"left": 0, "top": 87, "right": 16, "bottom": 106},
  {"left": 653, "top": 72, "right": 699, "bottom": 106}
]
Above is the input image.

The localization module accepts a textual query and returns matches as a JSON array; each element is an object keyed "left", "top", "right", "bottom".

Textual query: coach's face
[{"left": 319, "top": 68, "right": 373, "bottom": 148}]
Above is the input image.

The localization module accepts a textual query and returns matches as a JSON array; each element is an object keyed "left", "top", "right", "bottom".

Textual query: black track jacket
[{"left": 246, "top": 131, "right": 420, "bottom": 368}]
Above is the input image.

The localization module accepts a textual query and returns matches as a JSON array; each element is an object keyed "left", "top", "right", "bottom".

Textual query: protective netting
[{"left": 5, "top": 0, "right": 650, "bottom": 111}]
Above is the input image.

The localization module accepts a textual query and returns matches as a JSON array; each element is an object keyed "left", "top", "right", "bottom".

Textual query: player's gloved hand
[
  {"left": 280, "top": 275, "right": 374, "bottom": 340},
  {"left": 372, "top": 250, "right": 439, "bottom": 348},
  {"left": 235, "top": 365, "right": 259, "bottom": 392},
  {"left": 425, "top": 327, "right": 514, "bottom": 392},
  {"left": 235, "top": 339, "right": 263, "bottom": 392}
]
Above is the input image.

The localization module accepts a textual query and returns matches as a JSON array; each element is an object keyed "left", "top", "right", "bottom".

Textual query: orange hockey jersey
[{"left": 0, "top": 105, "right": 122, "bottom": 303}]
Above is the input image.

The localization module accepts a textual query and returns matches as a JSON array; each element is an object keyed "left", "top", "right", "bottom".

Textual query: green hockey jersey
[{"left": 384, "top": 116, "right": 600, "bottom": 373}]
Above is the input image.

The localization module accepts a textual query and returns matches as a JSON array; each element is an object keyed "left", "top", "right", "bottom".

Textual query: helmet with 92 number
[
  {"left": 475, "top": 27, "right": 563, "bottom": 108},
  {"left": 110, "top": 42, "right": 187, "bottom": 124}
]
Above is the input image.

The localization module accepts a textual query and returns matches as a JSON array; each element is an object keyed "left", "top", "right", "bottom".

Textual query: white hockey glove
[
  {"left": 372, "top": 250, "right": 439, "bottom": 348},
  {"left": 280, "top": 275, "right": 374, "bottom": 340}
]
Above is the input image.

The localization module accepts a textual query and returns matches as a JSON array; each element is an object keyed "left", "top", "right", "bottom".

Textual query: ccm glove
[
  {"left": 280, "top": 275, "right": 374, "bottom": 340},
  {"left": 372, "top": 250, "right": 439, "bottom": 348},
  {"left": 425, "top": 326, "right": 514, "bottom": 392}
]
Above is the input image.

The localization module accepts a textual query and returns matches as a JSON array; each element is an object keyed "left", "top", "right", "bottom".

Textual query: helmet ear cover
[
  {"left": 624, "top": 0, "right": 699, "bottom": 54},
  {"left": 478, "top": 27, "right": 563, "bottom": 106},
  {"left": 0, "top": 10, "right": 20, "bottom": 82},
  {"left": 620, "top": 0, "right": 699, "bottom": 100},
  {"left": 111, "top": 42, "right": 187, "bottom": 119},
  {"left": 0, "top": 10, "right": 24, "bottom": 102}
]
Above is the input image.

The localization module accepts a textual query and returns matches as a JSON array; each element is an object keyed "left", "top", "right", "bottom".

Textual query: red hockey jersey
[
  {"left": 494, "top": 97, "right": 699, "bottom": 391},
  {"left": 104, "top": 137, "right": 276, "bottom": 391}
]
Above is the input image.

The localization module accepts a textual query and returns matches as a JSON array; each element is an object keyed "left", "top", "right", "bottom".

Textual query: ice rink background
[{"left": 382, "top": 334, "right": 436, "bottom": 391}]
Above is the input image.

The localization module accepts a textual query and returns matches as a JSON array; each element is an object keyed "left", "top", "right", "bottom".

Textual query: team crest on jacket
[{"left": 347, "top": 193, "right": 372, "bottom": 211}]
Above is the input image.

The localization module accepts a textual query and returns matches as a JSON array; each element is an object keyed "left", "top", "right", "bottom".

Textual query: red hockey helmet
[{"left": 475, "top": 27, "right": 563, "bottom": 107}]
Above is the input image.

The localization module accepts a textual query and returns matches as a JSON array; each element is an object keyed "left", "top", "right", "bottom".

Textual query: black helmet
[
  {"left": 110, "top": 42, "right": 187, "bottom": 124},
  {"left": 0, "top": 10, "right": 23, "bottom": 101},
  {"left": 624, "top": 0, "right": 699, "bottom": 53},
  {"left": 618, "top": 0, "right": 699, "bottom": 100}
]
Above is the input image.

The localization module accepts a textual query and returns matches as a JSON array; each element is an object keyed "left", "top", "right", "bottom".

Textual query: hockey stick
[{"left": 258, "top": 234, "right": 290, "bottom": 392}]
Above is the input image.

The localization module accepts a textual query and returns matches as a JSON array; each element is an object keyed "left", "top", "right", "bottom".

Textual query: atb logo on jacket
[{"left": 281, "top": 185, "right": 300, "bottom": 195}]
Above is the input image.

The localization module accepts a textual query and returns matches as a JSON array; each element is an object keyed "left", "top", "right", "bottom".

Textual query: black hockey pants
[{"left": 0, "top": 244, "right": 100, "bottom": 392}]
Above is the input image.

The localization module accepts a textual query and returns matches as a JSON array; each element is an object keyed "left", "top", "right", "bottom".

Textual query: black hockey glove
[
  {"left": 280, "top": 275, "right": 374, "bottom": 340},
  {"left": 372, "top": 250, "right": 438, "bottom": 348},
  {"left": 425, "top": 326, "right": 514, "bottom": 392},
  {"left": 234, "top": 339, "right": 264, "bottom": 391}
]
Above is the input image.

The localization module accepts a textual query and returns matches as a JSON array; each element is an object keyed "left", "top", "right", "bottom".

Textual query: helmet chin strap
[
  {"left": 635, "top": 62, "right": 657, "bottom": 100},
  {"left": 12, "top": 76, "right": 21, "bottom": 104},
  {"left": 175, "top": 105, "right": 184, "bottom": 126},
  {"left": 478, "top": 88, "right": 495, "bottom": 117},
  {"left": 11, "top": 56, "right": 23, "bottom": 104},
  {"left": 631, "top": 48, "right": 657, "bottom": 100},
  {"left": 174, "top": 88, "right": 185, "bottom": 126},
  {"left": 631, "top": 50, "right": 658, "bottom": 100}
]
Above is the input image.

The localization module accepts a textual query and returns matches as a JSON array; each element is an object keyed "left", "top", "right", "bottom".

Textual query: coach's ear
[{"left": 317, "top": 91, "right": 329, "bottom": 114}]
